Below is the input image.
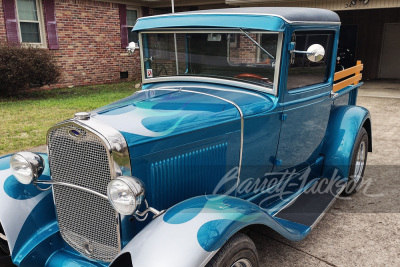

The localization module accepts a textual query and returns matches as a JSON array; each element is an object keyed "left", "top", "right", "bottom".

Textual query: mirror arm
[{"left": 291, "top": 50, "right": 315, "bottom": 55}]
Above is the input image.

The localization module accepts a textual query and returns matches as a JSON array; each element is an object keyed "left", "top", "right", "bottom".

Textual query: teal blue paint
[
  {"left": 4, "top": 175, "right": 42, "bottom": 200},
  {"left": 0, "top": 154, "right": 13, "bottom": 170},
  {"left": 134, "top": 14, "right": 286, "bottom": 32},
  {"left": 164, "top": 197, "right": 208, "bottom": 224},
  {"left": 197, "top": 219, "right": 234, "bottom": 252},
  {"left": 12, "top": 192, "right": 57, "bottom": 264}
]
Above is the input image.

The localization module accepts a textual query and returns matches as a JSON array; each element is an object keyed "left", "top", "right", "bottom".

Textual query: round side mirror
[
  {"left": 307, "top": 44, "right": 325, "bottom": 62},
  {"left": 126, "top": 42, "right": 137, "bottom": 55}
]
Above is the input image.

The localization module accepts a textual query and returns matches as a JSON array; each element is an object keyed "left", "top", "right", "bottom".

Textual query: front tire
[
  {"left": 0, "top": 224, "right": 9, "bottom": 255},
  {"left": 206, "top": 232, "right": 259, "bottom": 267},
  {"left": 0, "top": 224, "right": 13, "bottom": 267},
  {"left": 342, "top": 127, "right": 368, "bottom": 195}
]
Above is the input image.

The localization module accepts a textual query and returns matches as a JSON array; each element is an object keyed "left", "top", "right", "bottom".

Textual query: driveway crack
[{"left": 256, "top": 231, "right": 338, "bottom": 267}]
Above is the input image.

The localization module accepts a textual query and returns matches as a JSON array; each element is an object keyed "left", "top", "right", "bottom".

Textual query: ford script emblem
[{"left": 68, "top": 129, "right": 81, "bottom": 138}]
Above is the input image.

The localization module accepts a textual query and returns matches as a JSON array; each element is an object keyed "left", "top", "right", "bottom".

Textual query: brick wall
[
  {"left": 0, "top": 1, "right": 7, "bottom": 43},
  {"left": 1, "top": 2, "right": 227, "bottom": 88},
  {"left": 50, "top": 0, "right": 141, "bottom": 87},
  {"left": 0, "top": 0, "right": 141, "bottom": 87}
]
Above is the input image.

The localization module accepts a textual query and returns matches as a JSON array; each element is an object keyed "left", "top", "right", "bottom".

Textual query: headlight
[
  {"left": 10, "top": 152, "right": 45, "bottom": 184},
  {"left": 107, "top": 176, "right": 145, "bottom": 215}
]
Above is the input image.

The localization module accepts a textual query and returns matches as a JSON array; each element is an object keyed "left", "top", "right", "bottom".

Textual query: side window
[{"left": 287, "top": 31, "right": 334, "bottom": 90}]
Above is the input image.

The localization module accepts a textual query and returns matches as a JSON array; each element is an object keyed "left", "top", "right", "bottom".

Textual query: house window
[
  {"left": 16, "top": 0, "right": 45, "bottom": 44},
  {"left": 127, "top": 8, "right": 139, "bottom": 43}
]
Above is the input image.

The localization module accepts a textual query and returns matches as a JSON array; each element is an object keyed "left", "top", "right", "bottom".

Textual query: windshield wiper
[{"left": 239, "top": 28, "right": 275, "bottom": 59}]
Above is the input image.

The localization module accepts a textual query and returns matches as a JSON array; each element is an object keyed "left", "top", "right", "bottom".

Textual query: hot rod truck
[{"left": 0, "top": 7, "right": 371, "bottom": 267}]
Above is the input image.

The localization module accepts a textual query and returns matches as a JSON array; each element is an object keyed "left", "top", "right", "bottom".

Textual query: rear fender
[
  {"left": 111, "top": 195, "right": 311, "bottom": 267},
  {"left": 0, "top": 153, "right": 57, "bottom": 265},
  {"left": 321, "top": 105, "right": 371, "bottom": 180}
]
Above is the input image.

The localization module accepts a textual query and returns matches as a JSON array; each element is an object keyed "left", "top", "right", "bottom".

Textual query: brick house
[
  {"left": 1, "top": 0, "right": 399, "bottom": 88},
  {"left": 0, "top": 0, "right": 228, "bottom": 88}
]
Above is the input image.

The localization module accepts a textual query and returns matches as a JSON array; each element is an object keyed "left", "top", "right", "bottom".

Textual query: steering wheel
[{"left": 234, "top": 73, "right": 272, "bottom": 84}]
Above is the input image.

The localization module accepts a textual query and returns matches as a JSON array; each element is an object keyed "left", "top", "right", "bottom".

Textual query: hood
[{"left": 92, "top": 84, "right": 275, "bottom": 146}]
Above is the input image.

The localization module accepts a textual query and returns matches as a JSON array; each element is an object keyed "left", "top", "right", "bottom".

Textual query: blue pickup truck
[{"left": 0, "top": 7, "right": 371, "bottom": 267}]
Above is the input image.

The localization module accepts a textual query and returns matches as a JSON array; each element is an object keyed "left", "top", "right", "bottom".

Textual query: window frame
[
  {"left": 286, "top": 30, "right": 335, "bottom": 91},
  {"left": 15, "top": 0, "right": 47, "bottom": 48},
  {"left": 139, "top": 30, "right": 284, "bottom": 96},
  {"left": 126, "top": 6, "right": 141, "bottom": 44}
]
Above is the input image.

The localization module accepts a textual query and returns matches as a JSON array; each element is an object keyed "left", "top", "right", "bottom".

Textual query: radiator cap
[{"left": 74, "top": 112, "right": 90, "bottom": 120}]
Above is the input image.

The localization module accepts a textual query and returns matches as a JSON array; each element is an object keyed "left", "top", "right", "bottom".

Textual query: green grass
[{"left": 0, "top": 81, "right": 140, "bottom": 155}]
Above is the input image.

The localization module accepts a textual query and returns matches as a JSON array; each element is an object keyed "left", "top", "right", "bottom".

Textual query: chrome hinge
[
  {"left": 280, "top": 113, "right": 287, "bottom": 121},
  {"left": 330, "top": 91, "right": 339, "bottom": 98}
]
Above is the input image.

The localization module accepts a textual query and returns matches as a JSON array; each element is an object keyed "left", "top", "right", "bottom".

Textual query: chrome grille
[{"left": 48, "top": 123, "right": 120, "bottom": 262}]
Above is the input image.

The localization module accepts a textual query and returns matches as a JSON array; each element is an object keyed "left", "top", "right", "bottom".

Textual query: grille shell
[{"left": 48, "top": 123, "right": 121, "bottom": 262}]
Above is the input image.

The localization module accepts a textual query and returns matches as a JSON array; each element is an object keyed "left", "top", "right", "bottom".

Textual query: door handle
[{"left": 330, "top": 91, "right": 339, "bottom": 98}]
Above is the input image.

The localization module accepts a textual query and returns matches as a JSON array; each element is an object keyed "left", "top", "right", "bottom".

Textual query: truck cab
[{"left": 0, "top": 7, "right": 371, "bottom": 267}]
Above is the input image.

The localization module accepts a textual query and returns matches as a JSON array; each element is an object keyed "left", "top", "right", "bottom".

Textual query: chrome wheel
[
  {"left": 353, "top": 140, "right": 366, "bottom": 184},
  {"left": 231, "top": 258, "right": 253, "bottom": 267},
  {"left": 343, "top": 127, "right": 369, "bottom": 196}
]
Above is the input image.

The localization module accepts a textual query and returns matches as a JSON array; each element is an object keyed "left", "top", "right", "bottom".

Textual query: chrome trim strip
[
  {"left": 74, "top": 118, "right": 132, "bottom": 177},
  {"left": 273, "top": 32, "right": 283, "bottom": 94},
  {"left": 142, "top": 76, "right": 275, "bottom": 95},
  {"left": 135, "top": 12, "right": 341, "bottom": 26},
  {"left": 145, "top": 88, "right": 244, "bottom": 190},
  {"left": 310, "top": 183, "right": 346, "bottom": 229},
  {"left": 35, "top": 180, "right": 108, "bottom": 200},
  {"left": 157, "top": 84, "right": 265, "bottom": 98}
]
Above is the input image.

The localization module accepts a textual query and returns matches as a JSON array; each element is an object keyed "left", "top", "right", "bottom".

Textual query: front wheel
[
  {"left": 206, "top": 232, "right": 259, "bottom": 267},
  {"left": 342, "top": 127, "right": 369, "bottom": 195}
]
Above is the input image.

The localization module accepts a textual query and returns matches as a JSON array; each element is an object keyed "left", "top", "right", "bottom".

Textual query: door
[
  {"left": 379, "top": 23, "right": 400, "bottom": 79},
  {"left": 274, "top": 30, "right": 336, "bottom": 188}
]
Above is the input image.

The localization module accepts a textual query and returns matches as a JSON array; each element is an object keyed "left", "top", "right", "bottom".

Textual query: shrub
[{"left": 0, "top": 44, "right": 61, "bottom": 97}]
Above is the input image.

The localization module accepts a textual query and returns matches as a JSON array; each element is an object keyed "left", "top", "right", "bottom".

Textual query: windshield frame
[{"left": 138, "top": 29, "right": 283, "bottom": 95}]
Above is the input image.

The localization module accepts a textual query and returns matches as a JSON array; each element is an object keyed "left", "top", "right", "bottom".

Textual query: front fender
[
  {"left": 321, "top": 105, "right": 371, "bottom": 180},
  {"left": 111, "top": 195, "right": 311, "bottom": 267},
  {"left": 0, "top": 153, "right": 58, "bottom": 266}
]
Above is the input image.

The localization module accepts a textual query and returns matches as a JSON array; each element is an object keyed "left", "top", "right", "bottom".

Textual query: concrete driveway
[
  {"left": 4, "top": 80, "right": 400, "bottom": 266},
  {"left": 252, "top": 80, "right": 400, "bottom": 266}
]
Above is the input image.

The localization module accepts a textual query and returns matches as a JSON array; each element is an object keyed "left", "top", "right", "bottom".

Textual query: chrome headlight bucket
[
  {"left": 107, "top": 176, "right": 145, "bottom": 215},
  {"left": 10, "top": 152, "right": 45, "bottom": 184}
]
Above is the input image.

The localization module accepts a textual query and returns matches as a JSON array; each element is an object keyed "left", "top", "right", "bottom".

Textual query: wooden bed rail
[{"left": 333, "top": 60, "right": 363, "bottom": 92}]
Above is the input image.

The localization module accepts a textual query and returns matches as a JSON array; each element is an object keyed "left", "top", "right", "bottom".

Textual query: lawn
[{"left": 0, "top": 82, "right": 140, "bottom": 155}]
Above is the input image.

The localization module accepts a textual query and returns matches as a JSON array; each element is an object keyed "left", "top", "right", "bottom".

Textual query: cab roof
[{"left": 134, "top": 7, "right": 340, "bottom": 32}]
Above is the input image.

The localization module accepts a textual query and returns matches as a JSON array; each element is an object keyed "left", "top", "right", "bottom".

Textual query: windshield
[{"left": 141, "top": 31, "right": 281, "bottom": 90}]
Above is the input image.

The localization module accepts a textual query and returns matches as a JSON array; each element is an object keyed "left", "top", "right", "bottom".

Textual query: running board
[{"left": 274, "top": 178, "right": 346, "bottom": 228}]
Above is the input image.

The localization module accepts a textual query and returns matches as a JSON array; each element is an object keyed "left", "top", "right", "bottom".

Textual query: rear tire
[
  {"left": 342, "top": 127, "right": 368, "bottom": 195},
  {"left": 206, "top": 232, "right": 259, "bottom": 267}
]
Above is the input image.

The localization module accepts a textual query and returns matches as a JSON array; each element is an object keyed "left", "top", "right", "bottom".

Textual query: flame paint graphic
[{"left": 96, "top": 100, "right": 188, "bottom": 137}]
